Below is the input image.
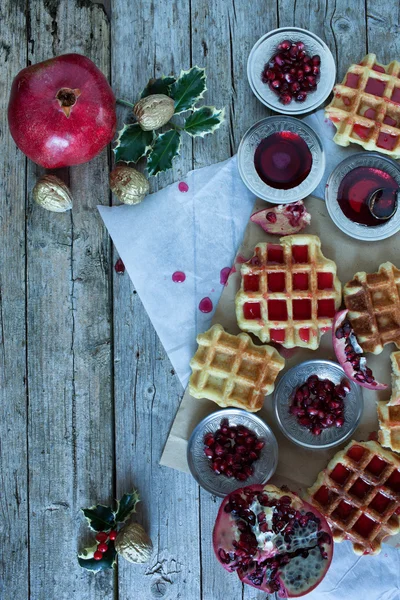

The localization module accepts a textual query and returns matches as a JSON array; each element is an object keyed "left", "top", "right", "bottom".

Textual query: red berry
[
  {"left": 95, "top": 531, "right": 108, "bottom": 543},
  {"left": 94, "top": 550, "right": 103, "bottom": 561},
  {"left": 108, "top": 530, "right": 118, "bottom": 541},
  {"left": 98, "top": 542, "right": 108, "bottom": 553}
]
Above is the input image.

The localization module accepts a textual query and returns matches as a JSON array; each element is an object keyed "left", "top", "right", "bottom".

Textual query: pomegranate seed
[
  {"left": 98, "top": 542, "right": 108, "bottom": 553},
  {"left": 298, "top": 50, "right": 306, "bottom": 60},
  {"left": 312, "top": 425, "right": 322, "bottom": 436},
  {"left": 214, "top": 444, "right": 224, "bottom": 456},
  {"left": 296, "top": 92, "right": 307, "bottom": 102},
  {"left": 307, "top": 75, "right": 317, "bottom": 87},
  {"left": 289, "top": 45, "right": 298, "bottom": 58},
  {"left": 236, "top": 472, "right": 248, "bottom": 481},
  {"left": 95, "top": 532, "right": 108, "bottom": 543},
  {"left": 94, "top": 550, "right": 103, "bottom": 560},
  {"left": 108, "top": 530, "right": 117, "bottom": 541},
  {"left": 304, "top": 64, "right": 312, "bottom": 74},
  {"left": 204, "top": 447, "right": 214, "bottom": 458},
  {"left": 335, "top": 417, "right": 344, "bottom": 428},
  {"left": 271, "top": 79, "right": 281, "bottom": 89},
  {"left": 291, "top": 81, "right": 301, "bottom": 93},
  {"left": 312, "top": 65, "right": 320, "bottom": 76},
  {"left": 297, "top": 41, "right": 305, "bottom": 51},
  {"left": 266, "top": 69, "right": 275, "bottom": 80},
  {"left": 303, "top": 54, "right": 311, "bottom": 63},
  {"left": 284, "top": 72, "right": 294, "bottom": 83},
  {"left": 279, "top": 40, "right": 291, "bottom": 51},
  {"left": 280, "top": 93, "right": 292, "bottom": 104},
  {"left": 274, "top": 53, "right": 286, "bottom": 67},
  {"left": 312, "top": 55, "right": 321, "bottom": 66},
  {"left": 114, "top": 258, "right": 125, "bottom": 274},
  {"left": 254, "top": 440, "right": 265, "bottom": 450},
  {"left": 297, "top": 68, "right": 304, "bottom": 81}
]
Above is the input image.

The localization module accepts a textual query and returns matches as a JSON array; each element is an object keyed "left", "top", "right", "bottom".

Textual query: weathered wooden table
[{"left": 1, "top": 1, "right": 398, "bottom": 599}]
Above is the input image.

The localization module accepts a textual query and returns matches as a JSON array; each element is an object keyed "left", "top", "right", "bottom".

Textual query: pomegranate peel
[
  {"left": 213, "top": 484, "right": 333, "bottom": 597},
  {"left": 250, "top": 201, "right": 311, "bottom": 235},
  {"left": 332, "top": 310, "right": 387, "bottom": 390}
]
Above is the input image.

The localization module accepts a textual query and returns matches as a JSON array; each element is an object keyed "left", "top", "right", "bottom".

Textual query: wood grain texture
[
  {"left": 0, "top": 3, "right": 29, "bottom": 600},
  {"left": 1, "top": 0, "right": 399, "bottom": 599},
  {"left": 25, "top": 1, "right": 113, "bottom": 599},
  {"left": 111, "top": 2, "right": 200, "bottom": 600}
]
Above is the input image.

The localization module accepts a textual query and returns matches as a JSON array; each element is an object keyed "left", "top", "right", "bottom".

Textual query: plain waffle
[
  {"left": 378, "top": 351, "right": 400, "bottom": 452},
  {"left": 325, "top": 53, "right": 400, "bottom": 158},
  {"left": 307, "top": 440, "right": 400, "bottom": 555},
  {"left": 235, "top": 234, "right": 342, "bottom": 350},
  {"left": 189, "top": 324, "right": 285, "bottom": 412},
  {"left": 343, "top": 261, "right": 400, "bottom": 354}
]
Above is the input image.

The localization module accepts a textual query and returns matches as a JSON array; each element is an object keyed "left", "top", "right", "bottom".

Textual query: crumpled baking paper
[{"left": 99, "top": 109, "right": 400, "bottom": 599}]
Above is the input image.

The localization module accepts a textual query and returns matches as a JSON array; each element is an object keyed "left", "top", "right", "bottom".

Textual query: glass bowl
[
  {"left": 325, "top": 152, "right": 400, "bottom": 241},
  {"left": 187, "top": 408, "right": 278, "bottom": 497},
  {"left": 237, "top": 115, "right": 325, "bottom": 203},
  {"left": 247, "top": 27, "right": 336, "bottom": 115},
  {"left": 274, "top": 360, "right": 363, "bottom": 450}
]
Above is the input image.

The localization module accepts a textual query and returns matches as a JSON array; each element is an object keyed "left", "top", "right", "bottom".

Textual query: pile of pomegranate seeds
[
  {"left": 289, "top": 375, "right": 350, "bottom": 435},
  {"left": 261, "top": 40, "right": 321, "bottom": 105},
  {"left": 203, "top": 418, "right": 265, "bottom": 481}
]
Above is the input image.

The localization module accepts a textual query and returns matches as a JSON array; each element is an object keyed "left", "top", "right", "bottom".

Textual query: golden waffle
[
  {"left": 189, "top": 324, "right": 284, "bottom": 412},
  {"left": 325, "top": 53, "right": 400, "bottom": 158},
  {"left": 307, "top": 440, "right": 400, "bottom": 555},
  {"left": 235, "top": 235, "right": 342, "bottom": 350},
  {"left": 378, "top": 352, "right": 400, "bottom": 452},
  {"left": 343, "top": 262, "right": 400, "bottom": 354}
]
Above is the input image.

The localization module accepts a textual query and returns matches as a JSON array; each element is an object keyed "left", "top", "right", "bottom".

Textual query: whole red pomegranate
[
  {"left": 213, "top": 484, "right": 333, "bottom": 597},
  {"left": 8, "top": 53, "right": 116, "bottom": 169}
]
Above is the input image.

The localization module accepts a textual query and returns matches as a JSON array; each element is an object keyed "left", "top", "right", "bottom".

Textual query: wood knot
[{"left": 150, "top": 579, "right": 167, "bottom": 597}]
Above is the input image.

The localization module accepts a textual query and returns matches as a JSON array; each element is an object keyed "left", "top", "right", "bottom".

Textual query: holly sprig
[
  {"left": 78, "top": 490, "right": 140, "bottom": 572},
  {"left": 114, "top": 66, "right": 225, "bottom": 177}
]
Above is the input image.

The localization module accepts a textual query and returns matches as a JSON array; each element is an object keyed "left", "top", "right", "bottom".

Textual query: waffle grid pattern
[
  {"left": 308, "top": 440, "right": 400, "bottom": 555},
  {"left": 235, "top": 235, "right": 342, "bottom": 350},
  {"left": 189, "top": 324, "right": 284, "bottom": 412},
  {"left": 344, "top": 261, "right": 400, "bottom": 354},
  {"left": 378, "top": 351, "right": 400, "bottom": 452},
  {"left": 325, "top": 53, "right": 400, "bottom": 158}
]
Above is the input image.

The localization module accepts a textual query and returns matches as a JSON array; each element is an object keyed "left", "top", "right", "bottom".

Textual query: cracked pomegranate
[
  {"left": 290, "top": 374, "right": 350, "bottom": 435},
  {"left": 203, "top": 418, "right": 264, "bottom": 481},
  {"left": 250, "top": 200, "right": 311, "bottom": 235},
  {"left": 333, "top": 310, "right": 387, "bottom": 390},
  {"left": 213, "top": 484, "right": 333, "bottom": 597},
  {"left": 8, "top": 54, "right": 116, "bottom": 169},
  {"left": 261, "top": 40, "right": 321, "bottom": 105}
]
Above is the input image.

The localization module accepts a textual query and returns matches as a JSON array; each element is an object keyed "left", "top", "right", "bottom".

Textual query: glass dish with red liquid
[
  {"left": 238, "top": 115, "right": 325, "bottom": 203},
  {"left": 325, "top": 152, "right": 400, "bottom": 241}
]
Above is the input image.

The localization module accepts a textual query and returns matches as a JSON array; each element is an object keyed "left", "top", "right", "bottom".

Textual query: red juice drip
[
  {"left": 220, "top": 267, "right": 231, "bottom": 285},
  {"left": 337, "top": 166, "right": 398, "bottom": 226},
  {"left": 178, "top": 181, "right": 189, "bottom": 192},
  {"left": 254, "top": 131, "right": 312, "bottom": 190},
  {"left": 199, "top": 297, "right": 213, "bottom": 313},
  {"left": 172, "top": 271, "right": 186, "bottom": 283}
]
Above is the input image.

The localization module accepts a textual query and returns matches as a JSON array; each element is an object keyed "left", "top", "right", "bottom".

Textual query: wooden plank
[
  {"left": 189, "top": 2, "right": 277, "bottom": 599},
  {"left": 366, "top": 0, "right": 400, "bottom": 64},
  {"left": 25, "top": 1, "right": 114, "bottom": 598},
  {"left": 111, "top": 2, "right": 201, "bottom": 600},
  {"left": 0, "top": 2, "right": 29, "bottom": 599}
]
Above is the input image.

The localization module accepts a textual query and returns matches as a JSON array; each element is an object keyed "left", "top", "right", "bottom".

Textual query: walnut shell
[
  {"left": 109, "top": 166, "right": 149, "bottom": 205},
  {"left": 33, "top": 175, "right": 73, "bottom": 213},
  {"left": 133, "top": 94, "right": 175, "bottom": 131},
  {"left": 115, "top": 522, "right": 153, "bottom": 564}
]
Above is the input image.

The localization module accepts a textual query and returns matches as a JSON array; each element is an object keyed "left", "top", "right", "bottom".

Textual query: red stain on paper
[
  {"left": 220, "top": 267, "right": 231, "bottom": 285},
  {"left": 278, "top": 347, "right": 299, "bottom": 360},
  {"left": 199, "top": 297, "right": 213, "bottom": 313},
  {"left": 178, "top": 181, "right": 189, "bottom": 192},
  {"left": 172, "top": 271, "right": 186, "bottom": 283}
]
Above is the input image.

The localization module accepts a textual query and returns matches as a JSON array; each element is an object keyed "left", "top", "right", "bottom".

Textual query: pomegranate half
[
  {"left": 332, "top": 310, "right": 387, "bottom": 390},
  {"left": 213, "top": 484, "right": 333, "bottom": 597},
  {"left": 8, "top": 53, "right": 116, "bottom": 169}
]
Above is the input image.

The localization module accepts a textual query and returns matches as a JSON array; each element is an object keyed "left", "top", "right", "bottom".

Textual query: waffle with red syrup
[
  {"left": 343, "top": 262, "right": 400, "bottom": 354},
  {"left": 378, "top": 351, "right": 400, "bottom": 452},
  {"left": 307, "top": 440, "right": 400, "bottom": 555},
  {"left": 325, "top": 53, "right": 400, "bottom": 158},
  {"left": 189, "top": 324, "right": 285, "bottom": 412},
  {"left": 235, "top": 234, "right": 342, "bottom": 350}
]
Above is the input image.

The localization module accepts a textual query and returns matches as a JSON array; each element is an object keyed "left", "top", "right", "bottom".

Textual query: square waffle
[
  {"left": 325, "top": 53, "right": 400, "bottom": 158},
  {"left": 189, "top": 324, "right": 284, "bottom": 412},
  {"left": 235, "top": 234, "right": 342, "bottom": 350},
  {"left": 378, "top": 352, "right": 400, "bottom": 452},
  {"left": 343, "top": 261, "right": 400, "bottom": 354},
  {"left": 307, "top": 440, "right": 400, "bottom": 555}
]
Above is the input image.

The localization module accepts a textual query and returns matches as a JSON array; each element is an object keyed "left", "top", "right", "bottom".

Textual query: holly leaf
[
  {"left": 147, "top": 130, "right": 181, "bottom": 176},
  {"left": 115, "top": 490, "right": 140, "bottom": 524},
  {"left": 170, "top": 66, "right": 207, "bottom": 114},
  {"left": 184, "top": 106, "right": 225, "bottom": 137},
  {"left": 114, "top": 124, "right": 154, "bottom": 163},
  {"left": 82, "top": 504, "right": 116, "bottom": 532},
  {"left": 141, "top": 76, "right": 176, "bottom": 98},
  {"left": 78, "top": 542, "right": 117, "bottom": 572}
]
